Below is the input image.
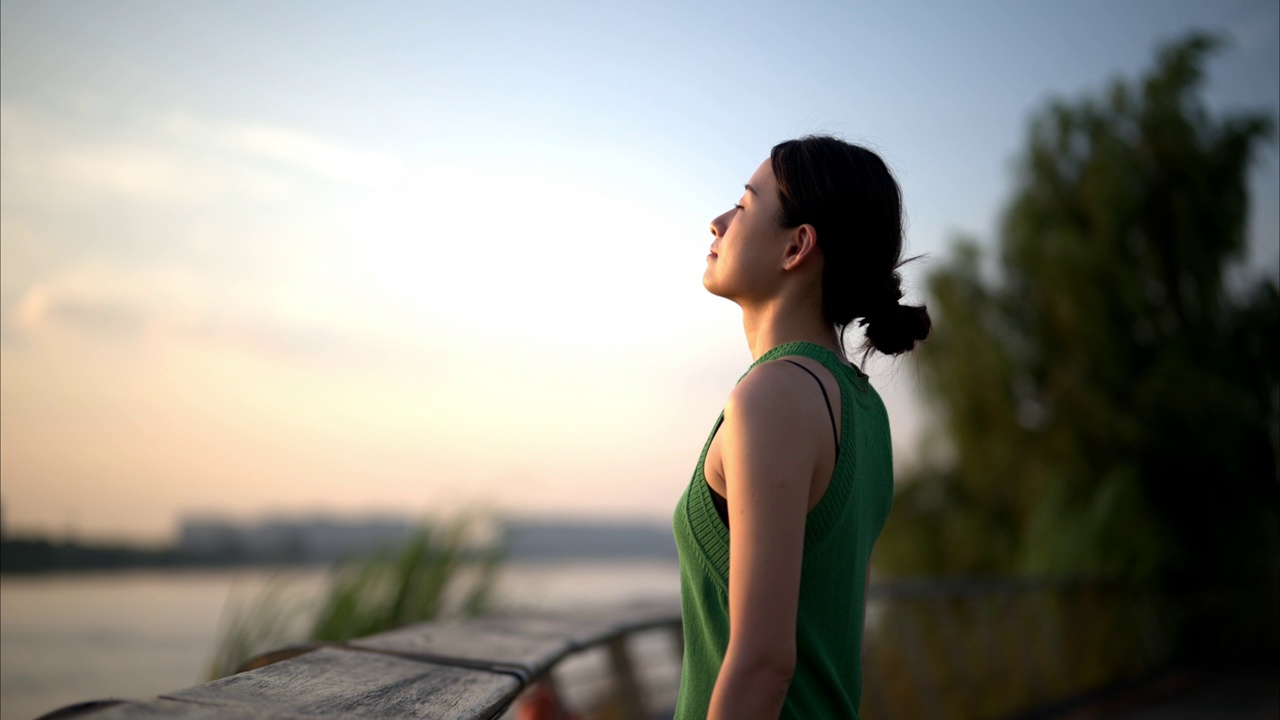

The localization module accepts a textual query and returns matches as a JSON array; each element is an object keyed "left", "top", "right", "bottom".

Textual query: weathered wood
[
  {"left": 606, "top": 635, "right": 649, "bottom": 720},
  {"left": 47, "top": 699, "right": 300, "bottom": 719},
  {"left": 349, "top": 617, "right": 577, "bottom": 682},
  {"left": 35, "top": 700, "right": 132, "bottom": 720},
  {"left": 533, "top": 601, "right": 681, "bottom": 649},
  {"left": 348, "top": 606, "right": 679, "bottom": 682},
  {"left": 235, "top": 643, "right": 334, "bottom": 674},
  {"left": 41, "top": 606, "right": 683, "bottom": 720},
  {"left": 163, "top": 647, "right": 520, "bottom": 719}
]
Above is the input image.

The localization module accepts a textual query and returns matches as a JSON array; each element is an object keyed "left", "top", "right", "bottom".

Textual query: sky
[{"left": 2, "top": 0, "right": 1277, "bottom": 543}]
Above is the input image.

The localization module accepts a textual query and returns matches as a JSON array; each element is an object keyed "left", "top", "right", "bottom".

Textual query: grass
[{"left": 205, "top": 516, "right": 503, "bottom": 680}]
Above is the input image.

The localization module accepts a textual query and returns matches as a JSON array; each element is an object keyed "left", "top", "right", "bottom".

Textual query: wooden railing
[
  {"left": 37, "top": 578, "right": 1216, "bottom": 720},
  {"left": 36, "top": 601, "right": 683, "bottom": 720}
]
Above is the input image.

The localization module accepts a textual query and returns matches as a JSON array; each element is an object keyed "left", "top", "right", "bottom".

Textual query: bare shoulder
[{"left": 725, "top": 359, "right": 824, "bottom": 428}]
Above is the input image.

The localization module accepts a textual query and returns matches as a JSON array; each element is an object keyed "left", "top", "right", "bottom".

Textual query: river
[{"left": 0, "top": 560, "right": 681, "bottom": 719}]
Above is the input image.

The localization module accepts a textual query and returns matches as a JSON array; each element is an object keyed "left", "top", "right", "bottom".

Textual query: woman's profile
[{"left": 672, "top": 135, "right": 931, "bottom": 719}]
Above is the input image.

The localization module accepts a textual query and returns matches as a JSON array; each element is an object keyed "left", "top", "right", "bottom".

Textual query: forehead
[{"left": 747, "top": 158, "right": 775, "bottom": 193}]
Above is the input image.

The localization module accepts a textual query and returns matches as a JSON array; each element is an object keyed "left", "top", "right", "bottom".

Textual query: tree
[{"left": 875, "top": 33, "right": 1279, "bottom": 653}]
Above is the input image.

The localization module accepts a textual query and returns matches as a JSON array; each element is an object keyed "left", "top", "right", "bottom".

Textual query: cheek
[
  {"left": 716, "top": 246, "right": 762, "bottom": 287},
  {"left": 726, "top": 233, "right": 764, "bottom": 271}
]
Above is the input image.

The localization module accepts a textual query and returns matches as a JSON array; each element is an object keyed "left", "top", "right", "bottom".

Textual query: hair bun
[
  {"left": 769, "top": 136, "right": 929, "bottom": 360},
  {"left": 862, "top": 301, "right": 931, "bottom": 356}
]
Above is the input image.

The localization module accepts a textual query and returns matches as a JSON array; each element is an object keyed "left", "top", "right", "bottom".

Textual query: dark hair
[{"left": 770, "top": 135, "right": 931, "bottom": 357}]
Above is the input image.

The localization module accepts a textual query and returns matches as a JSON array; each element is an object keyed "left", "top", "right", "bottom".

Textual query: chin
[
  {"left": 701, "top": 270, "right": 719, "bottom": 295},
  {"left": 702, "top": 278, "right": 730, "bottom": 300}
]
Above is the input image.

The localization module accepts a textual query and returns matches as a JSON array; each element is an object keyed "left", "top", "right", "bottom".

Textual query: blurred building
[
  {"left": 178, "top": 515, "right": 677, "bottom": 564},
  {"left": 179, "top": 515, "right": 417, "bottom": 564}
]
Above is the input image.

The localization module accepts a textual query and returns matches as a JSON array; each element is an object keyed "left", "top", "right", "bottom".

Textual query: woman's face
[{"left": 703, "top": 159, "right": 791, "bottom": 302}]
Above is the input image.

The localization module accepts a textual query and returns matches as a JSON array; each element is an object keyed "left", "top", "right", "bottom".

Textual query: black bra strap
[{"left": 783, "top": 360, "right": 840, "bottom": 460}]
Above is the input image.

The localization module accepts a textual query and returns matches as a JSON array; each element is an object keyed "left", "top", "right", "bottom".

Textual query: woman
[{"left": 672, "top": 135, "right": 931, "bottom": 719}]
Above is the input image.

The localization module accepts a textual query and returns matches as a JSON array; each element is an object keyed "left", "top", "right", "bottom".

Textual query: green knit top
[{"left": 671, "top": 342, "right": 894, "bottom": 720}]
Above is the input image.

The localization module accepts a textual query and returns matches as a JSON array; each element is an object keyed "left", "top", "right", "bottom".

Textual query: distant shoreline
[
  {"left": 1, "top": 518, "right": 679, "bottom": 573},
  {"left": 0, "top": 536, "right": 310, "bottom": 574}
]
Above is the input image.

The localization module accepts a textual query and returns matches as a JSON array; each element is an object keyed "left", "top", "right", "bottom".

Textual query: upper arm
[{"left": 719, "top": 363, "right": 827, "bottom": 671}]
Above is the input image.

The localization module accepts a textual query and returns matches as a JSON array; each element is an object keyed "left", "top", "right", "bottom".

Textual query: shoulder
[{"left": 725, "top": 359, "right": 826, "bottom": 430}]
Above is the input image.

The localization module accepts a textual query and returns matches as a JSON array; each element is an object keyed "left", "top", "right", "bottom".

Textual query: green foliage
[
  {"left": 205, "top": 517, "right": 503, "bottom": 680},
  {"left": 309, "top": 521, "right": 502, "bottom": 643},
  {"left": 861, "top": 584, "right": 1177, "bottom": 719},
  {"left": 875, "top": 32, "right": 1280, "bottom": 652},
  {"left": 204, "top": 571, "right": 315, "bottom": 682}
]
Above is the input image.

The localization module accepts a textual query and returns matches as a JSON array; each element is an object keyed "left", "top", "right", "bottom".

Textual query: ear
[{"left": 781, "top": 224, "right": 820, "bottom": 271}]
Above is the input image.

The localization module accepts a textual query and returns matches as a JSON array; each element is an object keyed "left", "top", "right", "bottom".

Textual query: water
[{"left": 0, "top": 560, "right": 680, "bottom": 720}]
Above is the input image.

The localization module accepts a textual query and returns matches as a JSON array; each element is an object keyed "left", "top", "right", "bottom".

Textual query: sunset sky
[{"left": 2, "top": 0, "right": 1277, "bottom": 542}]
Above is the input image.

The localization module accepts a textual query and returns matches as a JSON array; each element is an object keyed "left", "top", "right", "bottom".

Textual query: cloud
[
  {"left": 7, "top": 263, "right": 385, "bottom": 367},
  {"left": 0, "top": 101, "right": 412, "bottom": 364},
  {"left": 17, "top": 292, "right": 150, "bottom": 340},
  {"left": 46, "top": 145, "right": 215, "bottom": 204},
  {"left": 154, "top": 109, "right": 403, "bottom": 187},
  {"left": 213, "top": 122, "right": 403, "bottom": 186},
  {"left": 175, "top": 315, "right": 389, "bottom": 367},
  {"left": 1, "top": 103, "right": 403, "bottom": 212}
]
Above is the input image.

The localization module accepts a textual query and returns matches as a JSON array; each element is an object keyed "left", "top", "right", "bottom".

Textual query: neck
[{"left": 740, "top": 296, "right": 842, "bottom": 362}]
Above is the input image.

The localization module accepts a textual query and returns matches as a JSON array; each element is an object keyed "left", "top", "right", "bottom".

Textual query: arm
[{"left": 706, "top": 363, "right": 827, "bottom": 720}]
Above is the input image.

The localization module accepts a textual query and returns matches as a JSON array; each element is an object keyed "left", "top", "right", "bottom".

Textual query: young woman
[{"left": 672, "top": 136, "right": 931, "bottom": 719}]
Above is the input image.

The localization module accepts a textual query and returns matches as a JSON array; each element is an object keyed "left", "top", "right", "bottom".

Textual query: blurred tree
[{"left": 875, "top": 33, "right": 1279, "bottom": 653}]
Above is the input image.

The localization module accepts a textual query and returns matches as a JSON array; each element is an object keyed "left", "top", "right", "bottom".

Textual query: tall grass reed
[{"left": 205, "top": 517, "right": 502, "bottom": 680}]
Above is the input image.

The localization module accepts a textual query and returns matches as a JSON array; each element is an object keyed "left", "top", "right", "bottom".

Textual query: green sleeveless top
[{"left": 671, "top": 341, "right": 894, "bottom": 720}]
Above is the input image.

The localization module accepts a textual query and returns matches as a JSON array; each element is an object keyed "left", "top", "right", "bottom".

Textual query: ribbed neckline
[
  {"left": 687, "top": 341, "right": 865, "bottom": 581},
  {"left": 751, "top": 341, "right": 866, "bottom": 380}
]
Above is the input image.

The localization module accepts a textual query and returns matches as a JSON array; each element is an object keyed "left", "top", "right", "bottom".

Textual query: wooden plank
[
  {"left": 350, "top": 605, "right": 679, "bottom": 680},
  {"left": 48, "top": 608, "right": 681, "bottom": 719},
  {"left": 160, "top": 647, "right": 520, "bottom": 719},
  {"left": 471, "top": 613, "right": 627, "bottom": 652},
  {"left": 349, "top": 617, "right": 576, "bottom": 682},
  {"left": 606, "top": 635, "right": 649, "bottom": 720},
  {"left": 43, "top": 698, "right": 303, "bottom": 719},
  {"left": 541, "top": 602, "right": 681, "bottom": 648}
]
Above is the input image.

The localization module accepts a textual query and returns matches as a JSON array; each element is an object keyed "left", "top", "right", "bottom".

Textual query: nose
[{"left": 709, "top": 209, "right": 732, "bottom": 238}]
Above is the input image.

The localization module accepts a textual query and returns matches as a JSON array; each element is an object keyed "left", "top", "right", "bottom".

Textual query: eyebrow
[{"left": 743, "top": 184, "right": 758, "bottom": 196}]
